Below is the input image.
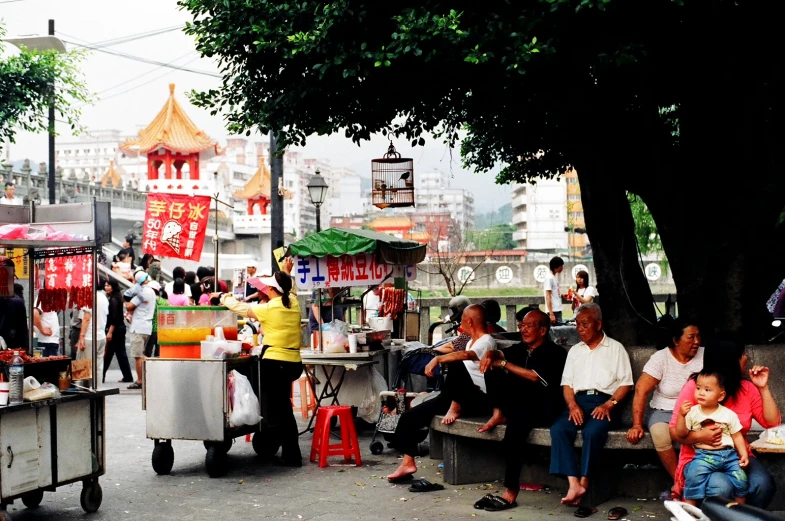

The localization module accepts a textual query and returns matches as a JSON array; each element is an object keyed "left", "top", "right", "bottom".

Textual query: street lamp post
[
  {"left": 306, "top": 169, "right": 329, "bottom": 353},
  {"left": 306, "top": 169, "right": 329, "bottom": 232},
  {"left": 4, "top": 20, "right": 66, "bottom": 204}
]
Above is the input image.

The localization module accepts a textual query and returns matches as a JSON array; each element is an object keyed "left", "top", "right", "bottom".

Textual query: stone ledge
[{"left": 430, "top": 415, "right": 655, "bottom": 450}]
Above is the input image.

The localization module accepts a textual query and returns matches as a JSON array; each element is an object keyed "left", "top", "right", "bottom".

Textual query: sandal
[
  {"left": 484, "top": 496, "right": 518, "bottom": 512},
  {"left": 408, "top": 479, "right": 445, "bottom": 493},
  {"left": 387, "top": 473, "right": 415, "bottom": 484},
  {"left": 127, "top": 382, "right": 142, "bottom": 389},
  {"left": 607, "top": 507, "right": 628, "bottom": 520},
  {"left": 574, "top": 506, "right": 598, "bottom": 518},
  {"left": 474, "top": 494, "right": 495, "bottom": 509}
]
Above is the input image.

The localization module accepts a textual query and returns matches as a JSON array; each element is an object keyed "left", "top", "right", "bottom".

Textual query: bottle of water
[{"left": 9, "top": 351, "right": 24, "bottom": 405}]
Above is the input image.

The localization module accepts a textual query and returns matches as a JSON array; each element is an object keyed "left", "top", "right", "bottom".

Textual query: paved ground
[{"left": 0, "top": 369, "right": 709, "bottom": 521}]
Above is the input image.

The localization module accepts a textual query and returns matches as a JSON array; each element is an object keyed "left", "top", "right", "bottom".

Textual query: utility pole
[
  {"left": 48, "top": 19, "right": 56, "bottom": 204},
  {"left": 269, "top": 131, "right": 284, "bottom": 272}
]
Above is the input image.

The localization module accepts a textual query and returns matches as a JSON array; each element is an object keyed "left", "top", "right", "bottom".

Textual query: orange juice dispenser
[{"left": 158, "top": 306, "right": 237, "bottom": 358}]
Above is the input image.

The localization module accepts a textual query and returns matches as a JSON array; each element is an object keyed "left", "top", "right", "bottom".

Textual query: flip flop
[
  {"left": 409, "top": 479, "right": 445, "bottom": 493},
  {"left": 607, "top": 507, "right": 627, "bottom": 520},
  {"left": 387, "top": 474, "right": 415, "bottom": 484},
  {"left": 474, "top": 494, "right": 495, "bottom": 509},
  {"left": 574, "top": 506, "right": 598, "bottom": 518},
  {"left": 484, "top": 496, "right": 518, "bottom": 512}
]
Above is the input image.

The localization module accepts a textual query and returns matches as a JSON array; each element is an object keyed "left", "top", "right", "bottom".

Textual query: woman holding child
[{"left": 669, "top": 341, "right": 780, "bottom": 507}]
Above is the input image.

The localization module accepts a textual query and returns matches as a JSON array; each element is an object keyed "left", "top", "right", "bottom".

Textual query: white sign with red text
[{"left": 293, "top": 254, "right": 416, "bottom": 290}]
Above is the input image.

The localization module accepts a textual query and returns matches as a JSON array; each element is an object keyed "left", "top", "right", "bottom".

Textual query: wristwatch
[{"left": 499, "top": 360, "right": 507, "bottom": 369}]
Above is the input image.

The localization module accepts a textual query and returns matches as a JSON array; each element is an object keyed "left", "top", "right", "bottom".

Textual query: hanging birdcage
[{"left": 371, "top": 141, "right": 415, "bottom": 209}]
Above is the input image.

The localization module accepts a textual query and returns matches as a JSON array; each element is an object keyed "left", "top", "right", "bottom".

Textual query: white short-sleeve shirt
[
  {"left": 643, "top": 346, "right": 704, "bottom": 411},
  {"left": 578, "top": 286, "right": 598, "bottom": 300},
  {"left": 544, "top": 272, "right": 563, "bottom": 312},
  {"left": 79, "top": 291, "right": 109, "bottom": 341},
  {"left": 464, "top": 334, "right": 496, "bottom": 393},
  {"left": 561, "top": 334, "right": 633, "bottom": 395}
]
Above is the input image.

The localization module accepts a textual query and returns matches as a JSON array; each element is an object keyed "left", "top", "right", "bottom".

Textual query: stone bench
[{"left": 422, "top": 343, "right": 785, "bottom": 509}]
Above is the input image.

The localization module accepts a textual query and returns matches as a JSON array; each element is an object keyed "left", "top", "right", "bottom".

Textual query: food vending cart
[
  {"left": 286, "top": 228, "right": 426, "bottom": 430},
  {"left": 0, "top": 201, "right": 117, "bottom": 521},
  {"left": 143, "top": 306, "right": 265, "bottom": 478}
]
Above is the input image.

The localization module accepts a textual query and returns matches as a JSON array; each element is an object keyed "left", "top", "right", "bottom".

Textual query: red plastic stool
[{"left": 309, "top": 405, "right": 362, "bottom": 468}]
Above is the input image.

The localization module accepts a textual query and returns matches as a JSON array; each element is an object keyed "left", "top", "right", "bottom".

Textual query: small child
[
  {"left": 112, "top": 252, "right": 134, "bottom": 282},
  {"left": 676, "top": 369, "right": 749, "bottom": 505}
]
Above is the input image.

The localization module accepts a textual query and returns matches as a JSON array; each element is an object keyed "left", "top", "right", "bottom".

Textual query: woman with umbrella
[{"left": 212, "top": 258, "right": 303, "bottom": 466}]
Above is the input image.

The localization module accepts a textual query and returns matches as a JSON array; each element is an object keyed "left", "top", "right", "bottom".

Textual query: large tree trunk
[
  {"left": 575, "top": 161, "right": 657, "bottom": 346},
  {"left": 634, "top": 2, "right": 785, "bottom": 344}
]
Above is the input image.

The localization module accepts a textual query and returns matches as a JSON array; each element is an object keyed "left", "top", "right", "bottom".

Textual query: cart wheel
[
  {"left": 205, "top": 445, "right": 229, "bottom": 478},
  {"left": 152, "top": 442, "right": 175, "bottom": 475},
  {"left": 252, "top": 431, "right": 280, "bottom": 459},
  {"left": 21, "top": 489, "right": 44, "bottom": 508},
  {"left": 370, "top": 441, "right": 384, "bottom": 455},
  {"left": 80, "top": 480, "right": 103, "bottom": 513},
  {"left": 203, "top": 439, "right": 233, "bottom": 453}
]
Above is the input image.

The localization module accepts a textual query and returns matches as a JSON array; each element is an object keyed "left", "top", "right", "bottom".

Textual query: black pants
[
  {"left": 260, "top": 358, "right": 304, "bottom": 461},
  {"left": 69, "top": 326, "right": 81, "bottom": 359},
  {"left": 485, "top": 368, "right": 555, "bottom": 490},
  {"left": 104, "top": 326, "right": 133, "bottom": 382},
  {"left": 392, "top": 361, "right": 491, "bottom": 457}
]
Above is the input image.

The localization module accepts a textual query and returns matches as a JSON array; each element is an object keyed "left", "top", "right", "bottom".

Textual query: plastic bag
[
  {"left": 24, "top": 382, "right": 61, "bottom": 402},
  {"left": 324, "top": 319, "right": 349, "bottom": 336},
  {"left": 228, "top": 370, "right": 262, "bottom": 427},
  {"left": 760, "top": 425, "right": 785, "bottom": 445}
]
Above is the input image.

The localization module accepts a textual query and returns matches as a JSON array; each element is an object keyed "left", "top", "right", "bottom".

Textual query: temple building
[{"left": 119, "top": 84, "right": 221, "bottom": 195}]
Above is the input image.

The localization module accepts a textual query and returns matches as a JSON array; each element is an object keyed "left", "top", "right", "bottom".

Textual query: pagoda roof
[
  {"left": 100, "top": 160, "right": 122, "bottom": 189},
  {"left": 120, "top": 84, "right": 220, "bottom": 157},
  {"left": 234, "top": 163, "right": 272, "bottom": 200}
]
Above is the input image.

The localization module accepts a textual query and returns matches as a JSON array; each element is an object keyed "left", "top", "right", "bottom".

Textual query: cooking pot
[{"left": 368, "top": 316, "right": 393, "bottom": 331}]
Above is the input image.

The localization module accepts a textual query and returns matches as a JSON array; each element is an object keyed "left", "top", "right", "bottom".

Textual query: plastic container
[{"left": 157, "top": 306, "right": 238, "bottom": 358}]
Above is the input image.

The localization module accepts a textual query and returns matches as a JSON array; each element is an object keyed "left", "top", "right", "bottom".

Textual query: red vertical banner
[
  {"left": 142, "top": 193, "right": 211, "bottom": 260},
  {"left": 44, "top": 255, "right": 92, "bottom": 289}
]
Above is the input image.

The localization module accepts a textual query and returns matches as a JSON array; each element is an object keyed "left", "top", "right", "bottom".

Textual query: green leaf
[
  {"left": 531, "top": 36, "right": 537, "bottom": 44},
  {"left": 374, "top": 61, "right": 382, "bottom": 67},
  {"left": 360, "top": 42, "right": 367, "bottom": 50},
  {"left": 384, "top": 60, "right": 391, "bottom": 66}
]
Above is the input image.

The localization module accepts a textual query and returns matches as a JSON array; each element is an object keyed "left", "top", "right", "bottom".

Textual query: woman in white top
[
  {"left": 626, "top": 316, "right": 704, "bottom": 496},
  {"left": 571, "top": 270, "right": 597, "bottom": 312},
  {"left": 34, "top": 308, "right": 61, "bottom": 357}
]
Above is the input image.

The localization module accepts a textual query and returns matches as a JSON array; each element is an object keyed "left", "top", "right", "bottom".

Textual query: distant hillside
[{"left": 474, "top": 203, "right": 512, "bottom": 229}]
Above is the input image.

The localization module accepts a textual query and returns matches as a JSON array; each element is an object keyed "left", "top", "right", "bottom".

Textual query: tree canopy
[
  {"left": 0, "top": 25, "right": 90, "bottom": 152},
  {"left": 180, "top": 0, "right": 784, "bottom": 343}
]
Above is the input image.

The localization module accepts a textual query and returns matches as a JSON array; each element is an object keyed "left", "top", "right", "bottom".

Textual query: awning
[{"left": 287, "top": 227, "right": 426, "bottom": 265}]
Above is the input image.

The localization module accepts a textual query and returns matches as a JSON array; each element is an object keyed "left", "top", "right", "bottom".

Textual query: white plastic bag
[{"left": 228, "top": 370, "right": 262, "bottom": 428}]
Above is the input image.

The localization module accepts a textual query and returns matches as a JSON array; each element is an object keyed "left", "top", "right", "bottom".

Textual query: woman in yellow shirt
[{"left": 215, "top": 258, "right": 303, "bottom": 466}]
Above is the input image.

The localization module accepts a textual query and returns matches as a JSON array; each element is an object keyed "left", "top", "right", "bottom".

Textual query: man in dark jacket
[{"left": 474, "top": 309, "right": 568, "bottom": 511}]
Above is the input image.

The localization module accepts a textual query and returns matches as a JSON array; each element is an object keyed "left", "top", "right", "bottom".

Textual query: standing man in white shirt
[
  {"left": 549, "top": 303, "right": 633, "bottom": 513},
  {"left": 386, "top": 304, "right": 496, "bottom": 483},
  {"left": 76, "top": 282, "right": 110, "bottom": 383},
  {"left": 126, "top": 272, "right": 156, "bottom": 389},
  {"left": 544, "top": 256, "right": 564, "bottom": 325}
]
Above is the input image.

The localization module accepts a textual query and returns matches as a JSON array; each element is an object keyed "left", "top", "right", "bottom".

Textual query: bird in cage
[{"left": 398, "top": 171, "right": 410, "bottom": 182}]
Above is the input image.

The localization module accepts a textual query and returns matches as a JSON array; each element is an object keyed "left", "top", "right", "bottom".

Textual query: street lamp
[
  {"left": 4, "top": 20, "right": 65, "bottom": 204},
  {"left": 307, "top": 169, "right": 329, "bottom": 232}
]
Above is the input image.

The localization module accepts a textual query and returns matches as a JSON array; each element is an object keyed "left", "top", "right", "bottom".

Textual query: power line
[
  {"left": 55, "top": 26, "right": 184, "bottom": 49},
  {"left": 61, "top": 40, "right": 221, "bottom": 78},
  {"left": 95, "top": 51, "right": 198, "bottom": 96},
  {"left": 97, "top": 56, "right": 205, "bottom": 102}
]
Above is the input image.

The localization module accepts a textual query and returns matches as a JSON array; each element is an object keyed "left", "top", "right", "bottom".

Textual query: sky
[{"left": 1, "top": 0, "right": 512, "bottom": 213}]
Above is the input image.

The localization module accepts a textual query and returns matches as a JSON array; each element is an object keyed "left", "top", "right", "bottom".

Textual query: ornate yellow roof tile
[
  {"left": 234, "top": 163, "right": 271, "bottom": 200},
  {"left": 100, "top": 160, "right": 122, "bottom": 189},
  {"left": 120, "top": 84, "right": 220, "bottom": 157}
]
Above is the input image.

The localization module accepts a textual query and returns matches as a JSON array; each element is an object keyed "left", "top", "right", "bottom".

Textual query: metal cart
[
  {"left": 143, "top": 356, "right": 273, "bottom": 478},
  {"left": 0, "top": 201, "right": 117, "bottom": 521}
]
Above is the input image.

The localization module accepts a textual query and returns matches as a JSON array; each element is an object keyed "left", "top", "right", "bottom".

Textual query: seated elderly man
[
  {"left": 387, "top": 304, "right": 496, "bottom": 484},
  {"left": 472, "top": 309, "right": 568, "bottom": 512},
  {"left": 549, "top": 303, "right": 633, "bottom": 516}
]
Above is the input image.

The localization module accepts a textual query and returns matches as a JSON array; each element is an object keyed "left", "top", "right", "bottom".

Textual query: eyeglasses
[{"left": 516, "top": 322, "right": 539, "bottom": 331}]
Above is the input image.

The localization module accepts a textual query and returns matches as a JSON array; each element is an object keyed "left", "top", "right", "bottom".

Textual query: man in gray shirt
[{"left": 126, "top": 271, "right": 156, "bottom": 389}]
